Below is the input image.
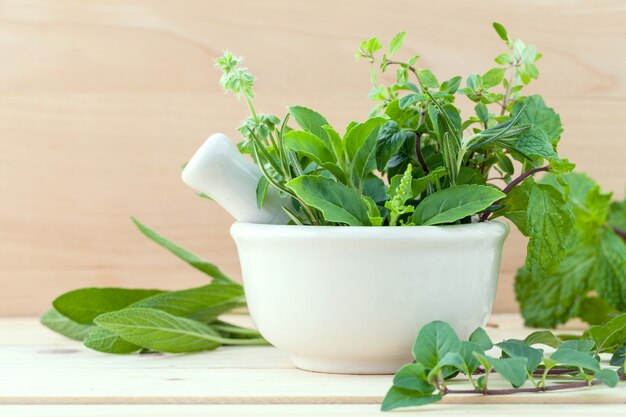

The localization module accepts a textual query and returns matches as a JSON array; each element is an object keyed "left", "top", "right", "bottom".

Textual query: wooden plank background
[{"left": 0, "top": 0, "right": 624, "bottom": 316}]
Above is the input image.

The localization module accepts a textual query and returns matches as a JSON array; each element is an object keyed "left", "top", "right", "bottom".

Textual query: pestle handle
[{"left": 182, "top": 133, "right": 290, "bottom": 224}]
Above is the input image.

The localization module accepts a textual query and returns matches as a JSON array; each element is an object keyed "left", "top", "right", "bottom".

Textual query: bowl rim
[{"left": 230, "top": 220, "right": 510, "bottom": 241}]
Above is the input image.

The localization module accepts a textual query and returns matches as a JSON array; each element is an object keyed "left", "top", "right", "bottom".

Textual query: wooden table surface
[{"left": 2, "top": 314, "right": 625, "bottom": 416}]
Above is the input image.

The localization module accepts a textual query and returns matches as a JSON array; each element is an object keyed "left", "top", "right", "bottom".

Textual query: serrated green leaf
[
  {"left": 413, "top": 185, "right": 505, "bottom": 225},
  {"left": 132, "top": 218, "right": 232, "bottom": 283},
  {"left": 578, "top": 297, "right": 619, "bottom": 325},
  {"left": 286, "top": 175, "right": 370, "bottom": 226},
  {"left": 412, "top": 321, "right": 461, "bottom": 370},
  {"left": 40, "top": 308, "right": 94, "bottom": 341},
  {"left": 525, "top": 181, "right": 574, "bottom": 282},
  {"left": 594, "top": 228, "right": 626, "bottom": 311},
  {"left": 53, "top": 287, "right": 164, "bottom": 324},
  {"left": 511, "top": 95, "right": 563, "bottom": 144}
]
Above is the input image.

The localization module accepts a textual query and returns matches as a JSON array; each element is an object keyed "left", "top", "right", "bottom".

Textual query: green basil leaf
[
  {"left": 345, "top": 117, "right": 386, "bottom": 189},
  {"left": 286, "top": 175, "right": 370, "bottom": 226},
  {"left": 413, "top": 185, "right": 505, "bottom": 225},
  {"left": 375, "top": 121, "right": 416, "bottom": 171},
  {"left": 287, "top": 106, "right": 331, "bottom": 147}
]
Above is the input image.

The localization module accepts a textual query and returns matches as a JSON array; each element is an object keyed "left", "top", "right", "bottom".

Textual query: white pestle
[{"left": 182, "top": 133, "right": 290, "bottom": 224}]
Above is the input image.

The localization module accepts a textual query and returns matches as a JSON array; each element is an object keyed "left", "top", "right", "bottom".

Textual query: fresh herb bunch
[
  {"left": 41, "top": 218, "right": 267, "bottom": 354},
  {"left": 382, "top": 317, "right": 626, "bottom": 411},
  {"left": 218, "top": 22, "right": 624, "bottom": 320}
]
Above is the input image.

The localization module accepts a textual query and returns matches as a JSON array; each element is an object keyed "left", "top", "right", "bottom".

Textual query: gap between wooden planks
[{"left": 1, "top": 315, "right": 624, "bottom": 406}]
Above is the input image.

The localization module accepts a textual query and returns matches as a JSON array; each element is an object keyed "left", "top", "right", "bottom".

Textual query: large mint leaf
[
  {"left": 412, "top": 184, "right": 504, "bottom": 225},
  {"left": 511, "top": 95, "right": 563, "bottom": 144},
  {"left": 53, "top": 287, "right": 163, "bottom": 324},
  {"left": 525, "top": 181, "right": 574, "bottom": 282},
  {"left": 286, "top": 175, "right": 370, "bottom": 226},
  {"left": 594, "top": 228, "right": 626, "bottom": 311},
  {"left": 132, "top": 217, "right": 233, "bottom": 283}
]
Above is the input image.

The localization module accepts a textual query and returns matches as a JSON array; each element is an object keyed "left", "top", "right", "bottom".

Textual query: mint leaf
[
  {"left": 94, "top": 308, "right": 223, "bottom": 353},
  {"left": 594, "top": 228, "right": 626, "bottom": 311},
  {"left": 525, "top": 181, "right": 574, "bottom": 282},
  {"left": 511, "top": 128, "right": 558, "bottom": 160},
  {"left": 286, "top": 175, "right": 371, "bottom": 226},
  {"left": 480, "top": 355, "right": 529, "bottom": 388},
  {"left": 469, "top": 327, "right": 493, "bottom": 351},
  {"left": 496, "top": 340, "right": 543, "bottom": 371},
  {"left": 595, "top": 369, "right": 619, "bottom": 388},
  {"left": 578, "top": 296, "right": 618, "bottom": 325},
  {"left": 83, "top": 327, "right": 141, "bottom": 354},
  {"left": 523, "top": 330, "right": 561, "bottom": 348},
  {"left": 381, "top": 387, "right": 441, "bottom": 411},
  {"left": 53, "top": 287, "right": 164, "bottom": 324},
  {"left": 413, "top": 185, "right": 505, "bottom": 225},
  {"left": 551, "top": 348, "right": 600, "bottom": 372},
  {"left": 392, "top": 363, "right": 435, "bottom": 392},
  {"left": 40, "top": 308, "right": 94, "bottom": 341},
  {"left": 412, "top": 321, "right": 461, "bottom": 370},
  {"left": 511, "top": 95, "right": 563, "bottom": 144},
  {"left": 132, "top": 217, "right": 233, "bottom": 283}
]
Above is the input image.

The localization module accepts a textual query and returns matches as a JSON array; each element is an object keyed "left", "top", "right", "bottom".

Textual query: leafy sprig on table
[
  {"left": 382, "top": 317, "right": 626, "bottom": 411},
  {"left": 41, "top": 218, "right": 267, "bottom": 354}
]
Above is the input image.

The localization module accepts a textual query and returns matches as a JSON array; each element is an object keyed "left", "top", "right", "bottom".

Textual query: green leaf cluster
[
  {"left": 382, "top": 318, "right": 625, "bottom": 411},
  {"left": 514, "top": 173, "right": 626, "bottom": 327},
  {"left": 41, "top": 218, "right": 265, "bottom": 354}
]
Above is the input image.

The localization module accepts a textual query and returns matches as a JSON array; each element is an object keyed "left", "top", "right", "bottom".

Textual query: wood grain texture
[
  {"left": 0, "top": 0, "right": 624, "bottom": 316},
  {"left": 0, "top": 314, "right": 624, "bottom": 410}
]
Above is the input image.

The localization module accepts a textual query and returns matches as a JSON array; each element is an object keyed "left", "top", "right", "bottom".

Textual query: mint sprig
[{"left": 382, "top": 319, "right": 626, "bottom": 411}]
